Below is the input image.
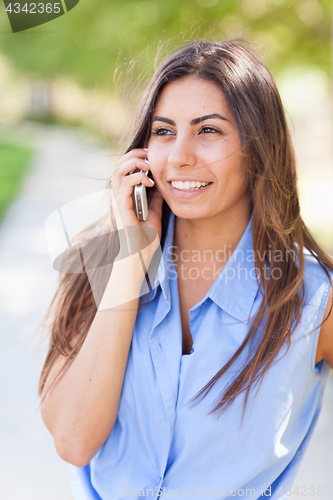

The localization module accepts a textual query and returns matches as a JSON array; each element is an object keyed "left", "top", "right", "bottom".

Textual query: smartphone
[
  {"left": 134, "top": 178, "right": 149, "bottom": 221},
  {"left": 134, "top": 159, "right": 153, "bottom": 221}
]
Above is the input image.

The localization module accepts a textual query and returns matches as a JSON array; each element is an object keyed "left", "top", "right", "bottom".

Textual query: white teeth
[{"left": 171, "top": 180, "right": 210, "bottom": 190}]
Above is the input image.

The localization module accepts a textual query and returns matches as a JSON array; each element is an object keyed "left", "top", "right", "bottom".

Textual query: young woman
[{"left": 39, "top": 40, "right": 333, "bottom": 500}]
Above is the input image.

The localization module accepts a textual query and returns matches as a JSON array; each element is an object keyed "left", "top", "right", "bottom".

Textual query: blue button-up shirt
[{"left": 70, "top": 213, "right": 331, "bottom": 500}]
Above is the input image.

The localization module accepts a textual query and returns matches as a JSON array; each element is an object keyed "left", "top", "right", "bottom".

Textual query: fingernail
[
  {"left": 143, "top": 148, "right": 148, "bottom": 151},
  {"left": 149, "top": 177, "right": 154, "bottom": 184}
]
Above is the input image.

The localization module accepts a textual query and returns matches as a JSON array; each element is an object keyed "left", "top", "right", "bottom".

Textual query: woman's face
[{"left": 147, "top": 76, "right": 250, "bottom": 224}]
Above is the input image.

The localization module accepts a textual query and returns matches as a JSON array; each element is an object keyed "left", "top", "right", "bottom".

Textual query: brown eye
[
  {"left": 199, "top": 126, "right": 221, "bottom": 134},
  {"left": 151, "top": 128, "right": 174, "bottom": 136}
]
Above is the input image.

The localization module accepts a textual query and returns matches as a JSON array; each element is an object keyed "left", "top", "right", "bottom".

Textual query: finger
[
  {"left": 112, "top": 160, "right": 151, "bottom": 193},
  {"left": 115, "top": 149, "right": 148, "bottom": 166},
  {"left": 113, "top": 157, "right": 150, "bottom": 177},
  {"left": 117, "top": 171, "right": 154, "bottom": 198},
  {"left": 112, "top": 149, "right": 149, "bottom": 176},
  {"left": 112, "top": 171, "right": 154, "bottom": 228}
]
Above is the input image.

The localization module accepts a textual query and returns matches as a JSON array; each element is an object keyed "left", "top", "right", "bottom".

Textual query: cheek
[
  {"left": 229, "top": 149, "right": 245, "bottom": 177},
  {"left": 218, "top": 158, "right": 248, "bottom": 195},
  {"left": 210, "top": 139, "right": 242, "bottom": 168},
  {"left": 215, "top": 151, "right": 243, "bottom": 180},
  {"left": 149, "top": 164, "right": 165, "bottom": 193},
  {"left": 147, "top": 149, "right": 166, "bottom": 180},
  {"left": 235, "top": 167, "right": 249, "bottom": 197}
]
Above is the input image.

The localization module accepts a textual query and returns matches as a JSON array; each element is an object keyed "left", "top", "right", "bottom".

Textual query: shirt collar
[
  {"left": 207, "top": 215, "right": 259, "bottom": 323},
  {"left": 158, "top": 212, "right": 259, "bottom": 323}
]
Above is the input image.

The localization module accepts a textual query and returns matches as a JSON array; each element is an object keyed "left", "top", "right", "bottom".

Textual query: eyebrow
[{"left": 152, "top": 113, "right": 229, "bottom": 126}]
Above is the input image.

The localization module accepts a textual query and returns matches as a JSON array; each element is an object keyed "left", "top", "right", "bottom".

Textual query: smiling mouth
[{"left": 170, "top": 180, "right": 212, "bottom": 191}]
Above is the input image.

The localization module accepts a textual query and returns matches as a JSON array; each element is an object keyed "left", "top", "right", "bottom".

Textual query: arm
[
  {"left": 41, "top": 255, "right": 149, "bottom": 467},
  {"left": 40, "top": 149, "right": 163, "bottom": 467},
  {"left": 315, "top": 287, "right": 333, "bottom": 369}
]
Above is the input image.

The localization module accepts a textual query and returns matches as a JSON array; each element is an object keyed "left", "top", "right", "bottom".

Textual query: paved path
[
  {"left": 0, "top": 125, "right": 332, "bottom": 500},
  {"left": 0, "top": 125, "right": 113, "bottom": 500}
]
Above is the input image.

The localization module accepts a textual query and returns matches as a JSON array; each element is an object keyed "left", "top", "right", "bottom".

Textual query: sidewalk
[
  {"left": 0, "top": 125, "right": 113, "bottom": 500},
  {"left": 0, "top": 125, "right": 332, "bottom": 499}
]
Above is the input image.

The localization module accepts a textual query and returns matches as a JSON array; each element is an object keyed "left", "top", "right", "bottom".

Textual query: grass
[{"left": 0, "top": 140, "right": 34, "bottom": 223}]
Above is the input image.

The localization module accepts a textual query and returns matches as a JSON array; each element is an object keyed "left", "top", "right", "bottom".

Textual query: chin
[{"left": 169, "top": 206, "right": 210, "bottom": 220}]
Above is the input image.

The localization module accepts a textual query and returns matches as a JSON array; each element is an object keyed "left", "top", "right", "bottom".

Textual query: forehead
[{"left": 154, "top": 76, "right": 231, "bottom": 117}]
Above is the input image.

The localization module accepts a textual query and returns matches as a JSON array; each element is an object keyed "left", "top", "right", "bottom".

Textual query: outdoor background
[{"left": 0, "top": 1, "right": 332, "bottom": 499}]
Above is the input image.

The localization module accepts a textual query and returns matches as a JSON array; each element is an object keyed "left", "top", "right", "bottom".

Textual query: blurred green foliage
[
  {"left": 0, "top": 0, "right": 331, "bottom": 89},
  {"left": 0, "top": 141, "right": 34, "bottom": 222}
]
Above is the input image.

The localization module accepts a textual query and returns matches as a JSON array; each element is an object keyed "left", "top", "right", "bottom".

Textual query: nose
[{"left": 168, "top": 133, "right": 196, "bottom": 169}]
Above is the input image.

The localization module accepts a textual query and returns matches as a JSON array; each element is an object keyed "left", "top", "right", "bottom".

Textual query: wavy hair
[{"left": 39, "top": 40, "right": 333, "bottom": 416}]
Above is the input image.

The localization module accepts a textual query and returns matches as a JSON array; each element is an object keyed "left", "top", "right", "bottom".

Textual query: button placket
[{"left": 149, "top": 326, "right": 178, "bottom": 480}]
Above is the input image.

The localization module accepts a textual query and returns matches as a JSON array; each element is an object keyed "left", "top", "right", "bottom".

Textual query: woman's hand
[{"left": 111, "top": 148, "right": 164, "bottom": 240}]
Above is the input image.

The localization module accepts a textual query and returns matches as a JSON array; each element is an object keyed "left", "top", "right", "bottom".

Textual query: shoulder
[
  {"left": 301, "top": 249, "right": 333, "bottom": 303},
  {"left": 302, "top": 249, "right": 333, "bottom": 368},
  {"left": 316, "top": 286, "right": 333, "bottom": 368},
  {"left": 302, "top": 248, "right": 332, "bottom": 282}
]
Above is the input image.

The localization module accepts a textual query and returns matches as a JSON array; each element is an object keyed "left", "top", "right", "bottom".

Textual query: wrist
[
  {"left": 115, "top": 226, "right": 160, "bottom": 263},
  {"left": 99, "top": 253, "right": 147, "bottom": 311}
]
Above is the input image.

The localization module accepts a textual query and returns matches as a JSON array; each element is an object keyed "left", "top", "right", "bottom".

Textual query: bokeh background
[{"left": 0, "top": 1, "right": 332, "bottom": 499}]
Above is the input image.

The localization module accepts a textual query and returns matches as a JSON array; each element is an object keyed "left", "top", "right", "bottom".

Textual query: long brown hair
[{"left": 39, "top": 40, "right": 333, "bottom": 415}]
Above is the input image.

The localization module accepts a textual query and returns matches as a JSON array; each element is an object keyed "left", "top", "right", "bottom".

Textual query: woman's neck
[{"left": 173, "top": 208, "right": 251, "bottom": 266}]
